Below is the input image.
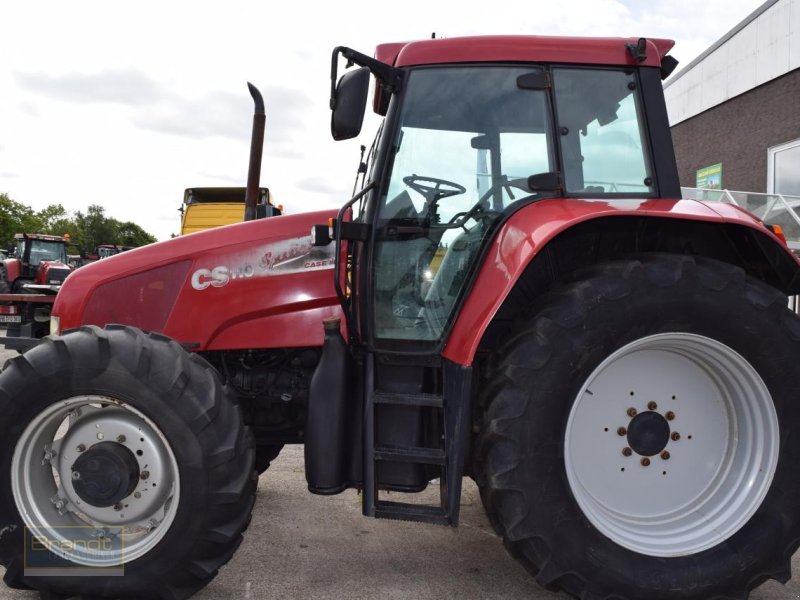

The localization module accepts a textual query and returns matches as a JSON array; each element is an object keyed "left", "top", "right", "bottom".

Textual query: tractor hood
[{"left": 53, "top": 210, "right": 343, "bottom": 351}]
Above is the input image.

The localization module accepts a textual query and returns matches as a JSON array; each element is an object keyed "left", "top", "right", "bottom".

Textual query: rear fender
[
  {"left": 1, "top": 259, "right": 21, "bottom": 285},
  {"left": 443, "top": 198, "right": 800, "bottom": 367}
]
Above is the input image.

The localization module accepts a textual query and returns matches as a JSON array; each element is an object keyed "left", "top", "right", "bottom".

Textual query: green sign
[{"left": 696, "top": 163, "right": 722, "bottom": 189}]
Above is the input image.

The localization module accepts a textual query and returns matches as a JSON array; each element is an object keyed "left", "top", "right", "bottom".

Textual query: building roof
[{"left": 664, "top": 0, "right": 779, "bottom": 88}]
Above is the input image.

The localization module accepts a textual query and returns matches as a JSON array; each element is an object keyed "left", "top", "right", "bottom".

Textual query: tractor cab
[
  {"left": 326, "top": 40, "right": 677, "bottom": 353},
  {"left": 3, "top": 233, "right": 73, "bottom": 292},
  {"left": 14, "top": 233, "right": 70, "bottom": 278}
]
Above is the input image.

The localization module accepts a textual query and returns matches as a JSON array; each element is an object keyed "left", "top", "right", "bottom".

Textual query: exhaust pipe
[{"left": 244, "top": 82, "right": 265, "bottom": 222}]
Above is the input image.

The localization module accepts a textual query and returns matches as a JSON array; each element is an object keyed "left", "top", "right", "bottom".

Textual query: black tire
[
  {"left": 255, "top": 444, "right": 283, "bottom": 474},
  {"left": 0, "top": 268, "right": 10, "bottom": 304},
  {"left": 477, "top": 254, "right": 800, "bottom": 600},
  {"left": 0, "top": 325, "right": 256, "bottom": 599}
]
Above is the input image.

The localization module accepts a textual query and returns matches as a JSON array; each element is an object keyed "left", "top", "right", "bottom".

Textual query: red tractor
[
  {"left": 0, "top": 233, "right": 74, "bottom": 294},
  {"left": 0, "top": 233, "right": 75, "bottom": 342},
  {"left": 1, "top": 35, "right": 800, "bottom": 600}
]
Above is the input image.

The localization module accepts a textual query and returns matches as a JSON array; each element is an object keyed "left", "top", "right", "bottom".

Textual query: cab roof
[
  {"left": 376, "top": 35, "right": 674, "bottom": 69},
  {"left": 14, "top": 233, "right": 67, "bottom": 243}
]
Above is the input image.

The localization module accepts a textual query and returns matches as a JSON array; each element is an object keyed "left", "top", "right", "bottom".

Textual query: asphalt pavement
[{"left": 0, "top": 328, "right": 798, "bottom": 599}]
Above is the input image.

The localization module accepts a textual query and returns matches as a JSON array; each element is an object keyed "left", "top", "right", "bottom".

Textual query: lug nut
[
  {"left": 627, "top": 408, "right": 638, "bottom": 417},
  {"left": 622, "top": 447, "right": 633, "bottom": 457},
  {"left": 665, "top": 411, "right": 675, "bottom": 421},
  {"left": 113, "top": 503, "right": 122, "bottom": 511},
  {"left": 671, "top": 432, "right": 681, "bottom": 441},
  {"left": 640, "top": 457, "right": 651, "bottom": 466},
  {"left": 647, "top": 401, "right": 658, "bottom": 410},
  {"left": 117, "top": 435, "right": 126, "bottom": 443},
  {"left": 76, "top": 444, "right": 86, "bottom": 453},
  {"left": 134, "top": 492, "right": 142, "bottom": 499},
  {"left": 140, "top": 470, "right": 150, "bottom": 480},
  {"left": 661, "top": 451, "right": 670, "bottom": 460},
  {"left": 617, "top": 427, "right": 627, "bottom": 436}
]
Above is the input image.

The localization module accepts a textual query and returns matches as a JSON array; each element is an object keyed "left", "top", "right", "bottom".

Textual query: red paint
[
  {"left": 3, "top": 259, "right": 20, "bottom": 283},
  {"left": 54, "top": 210, "right": 342, "bottom": 350},
  {"left": 442, "top": 197, "right": 798, "bottom": 367},
  {"left": 376, "top": 36, "right": 673, "bottom": 70}
]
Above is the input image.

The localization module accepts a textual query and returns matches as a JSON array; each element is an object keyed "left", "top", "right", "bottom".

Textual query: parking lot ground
[{"left": 1, "top": 328, "right": 799, "bottom": 599}]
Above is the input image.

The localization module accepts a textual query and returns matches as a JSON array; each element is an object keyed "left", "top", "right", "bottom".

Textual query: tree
[
  {"left": 0, "top": 193, "right": 43, "bottom": 249},
  {"left": 117, "top": 222, "right": 156, "bottom": 247},
  {"left": 74, "top": 205, "right": 121, "bottom": 251},
  {"left": 1, "top": 194, "right": 157, "bottom": 252}
]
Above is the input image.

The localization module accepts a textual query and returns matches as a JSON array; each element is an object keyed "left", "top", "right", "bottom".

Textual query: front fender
[{"left": 442, "top": 197, "right": 799, "bottom": 367}]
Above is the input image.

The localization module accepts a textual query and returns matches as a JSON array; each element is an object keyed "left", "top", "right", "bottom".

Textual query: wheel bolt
[
  {"left": 72, "top": 471, "right": 81, "bottom": 480},
  {"left": 117, "top": 435, "right": 126, "bottom": 443},
  {"left": 661, "top": 451, "right": 670, "bottom": 460},
  {"left": 134, "top": 492, "right": 142, "bottom": 499},
  {"left": 622, "top": 447, "right": 633, "bottom": 457},
  {"left": 113, "top": 503, "right": 122, "bottom": 511},
  {"left": 76, "top": 444, "right": 86, "bottom": 453},
  {"left": 665, "top": 411, "right": 675, "bottom": 421},
  {"left": 640, "top": 457, "right": 650, "bottom": 466},
  {"left": 627, "top": 408, "right": 637, "bottom": 417},
  {"left": 647, "top": 401, "right": 658, "bottom": 410},
  {"left": 617, "top": 427, "right": 627, "bottom": 436},
  {"left": 671, "top": 432, "right": 681, "bottom": 441},
  {"left": 140, "top": 470, "right": 150, "bottom": 480}
]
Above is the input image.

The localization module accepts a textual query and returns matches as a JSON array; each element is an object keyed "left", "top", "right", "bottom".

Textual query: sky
[{"left": 0, "top": 0, "right": 767, "bottom": 241}]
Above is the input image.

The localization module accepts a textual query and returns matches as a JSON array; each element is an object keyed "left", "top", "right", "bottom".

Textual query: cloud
[
  {"left": 15, "top": 67, "right": 316, "bottom": 143},
  {"left": 197, "top": 171, "right": 244, "bottom": 185},
  {"left": 296, "top": 176, "right": 350, "bottom": 196},
  {"left": 17, "top": 101, "right": 39, "bottom": 117},
  {"left": 133, "top": 85, "right": 314, "bottom": 142},
  {"left": 132, "top": 90, "right": 248, "bottom": 139},
  {"left": 15, "top": 68, "right": 163, "bottom": 106}
]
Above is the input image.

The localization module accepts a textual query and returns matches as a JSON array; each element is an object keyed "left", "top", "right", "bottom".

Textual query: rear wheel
[
  {"left": 0, "top": 268, "right": 10, "bottom": 302},
  {"left": 478, "top": 255, "right": 800, "bottom": 599},
  {"left": 0, "top": 325, "right": 256, "bottom": 599}
]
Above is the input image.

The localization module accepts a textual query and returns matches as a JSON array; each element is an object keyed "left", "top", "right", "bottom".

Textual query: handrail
[{"left": 682, "top": 187, "right": 800, "bottom": 250}]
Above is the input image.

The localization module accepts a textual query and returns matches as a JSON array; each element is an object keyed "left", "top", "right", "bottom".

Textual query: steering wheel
[
  {"left": 403, "top": 175, "right": 466, "bottom": 205},
  {"left": 441, "top": 176, "right": 533, "bottom": 230}
]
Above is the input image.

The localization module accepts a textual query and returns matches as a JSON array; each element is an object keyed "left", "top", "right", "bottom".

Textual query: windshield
[
  {"left": 28, "top": 239, "right": 67, "bottom": 265},
  {"left": 372, "top": 64, "right": 654, "bottom": 343}
]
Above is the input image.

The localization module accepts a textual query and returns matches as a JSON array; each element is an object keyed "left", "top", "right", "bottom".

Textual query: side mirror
[{"left": 331, "top": 67, "right": 369, "bottom": 141}]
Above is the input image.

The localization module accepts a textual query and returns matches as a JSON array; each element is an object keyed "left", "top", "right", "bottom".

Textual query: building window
[{"left": 768, "top": 138, "right": 800, "bottom": 196}]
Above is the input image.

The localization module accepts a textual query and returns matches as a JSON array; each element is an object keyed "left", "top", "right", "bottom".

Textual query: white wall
[{"left": 664, "top": 0, "right": 800, "bottom": 125}]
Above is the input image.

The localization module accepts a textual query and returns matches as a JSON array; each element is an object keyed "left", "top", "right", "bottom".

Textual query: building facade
[{"left": 664, "top": 0, "right": 800, "bottom": 195}]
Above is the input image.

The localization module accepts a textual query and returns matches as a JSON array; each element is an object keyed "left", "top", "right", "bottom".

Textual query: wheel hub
[
  {"left": 71, "top": 441, "right": 140, "bottom": 507},
  {"left": 564, "top": 333, "right": 779, "bottom": 557},
  {"left": 626, "top": 410, "right": 670, "bottom": 456}
]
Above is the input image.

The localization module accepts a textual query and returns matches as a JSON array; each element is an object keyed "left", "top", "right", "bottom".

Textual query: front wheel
[
  {"left": 0, "top": 325, "right": 256, "bottom": 599},
  {"left": 478, "top": 255, "right": 800, "bottom": 599}
]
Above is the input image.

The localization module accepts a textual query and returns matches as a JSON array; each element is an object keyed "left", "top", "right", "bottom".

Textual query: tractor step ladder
[{"left": 362, "top": 359, "right": 471, "bottom": 526}]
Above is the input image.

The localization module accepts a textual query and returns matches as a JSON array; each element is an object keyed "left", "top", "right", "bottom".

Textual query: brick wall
[{"left": 669, "top": 68, "right": 800, "bottom": 193}]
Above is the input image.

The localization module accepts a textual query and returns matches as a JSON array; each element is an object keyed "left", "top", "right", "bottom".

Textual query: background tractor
[{"left": 0, "top": 233, "right": 75, "bottom": 345}]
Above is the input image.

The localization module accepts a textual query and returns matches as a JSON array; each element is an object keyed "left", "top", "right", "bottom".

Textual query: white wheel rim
[
  {"left": 564, "top": 333, "right": 778, "bottom": 557},
  {"left": 11, "top": 396, "right": 180, "bottom": 567}
]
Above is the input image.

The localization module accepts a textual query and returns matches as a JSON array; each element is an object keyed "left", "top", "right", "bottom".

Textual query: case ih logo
[
  {"left": 191, "top": 266, "right": 234, "bottom": 290},
  {"left": 190, "top": 237, "right": 334, "bottom": 291}
]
